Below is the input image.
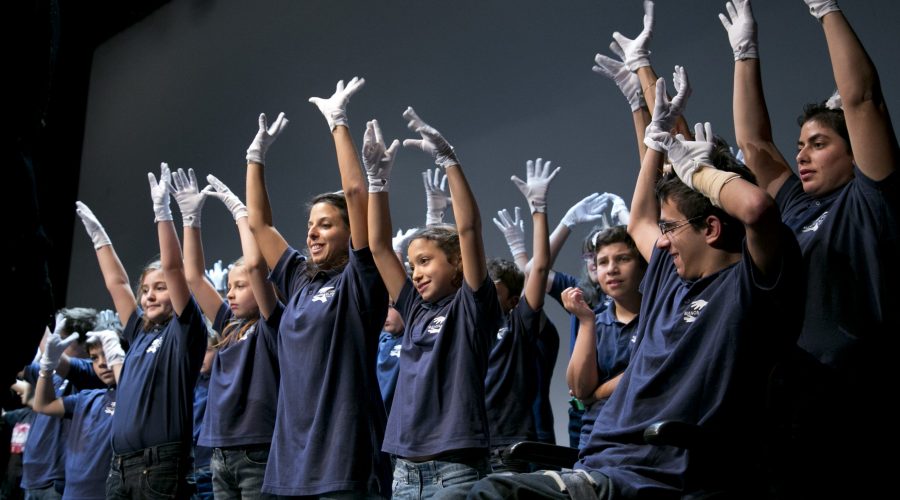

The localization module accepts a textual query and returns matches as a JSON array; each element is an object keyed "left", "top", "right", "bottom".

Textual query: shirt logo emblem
[
  {"left": 802, "top": 211, "right": 829, "bottom": 233},
  {"left": 683, "top": 300, "right": 709, "bottom": 323},
  {"left": 390, "top": 345, "right": 401, "bottom": 358},
  {"left": 104, "top": 401, "right": 116, "bottom": 416},
  {"left": 146, "top": 337, "right": 163, "bottom": 354},
  {"left": 496, "top": 327, "right": 509, "bottom": 341},
  {"left": 426, "top": 316, "right": 446, "bottom": 335},
  {"left": 312, "top": 286, "right": 336, "bottom": 303}
]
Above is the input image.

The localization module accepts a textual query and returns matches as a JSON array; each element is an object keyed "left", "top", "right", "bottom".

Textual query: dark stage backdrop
[{"left": 68, "top": 0, "right": 900, "bottom": 444}]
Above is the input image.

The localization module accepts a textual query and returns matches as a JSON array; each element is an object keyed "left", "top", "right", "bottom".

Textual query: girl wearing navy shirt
[
  {"left": 247, "top": 78, "right": 390, "bottom": 497},
  {"left": 365, "top": 109, "right": 505, "bottom": 498},
  {"left": 75, "top": 163, "right": 208, "bottom": 499},
  {"left": 173, "top": 166, "right": 282, "bottom": 500}
]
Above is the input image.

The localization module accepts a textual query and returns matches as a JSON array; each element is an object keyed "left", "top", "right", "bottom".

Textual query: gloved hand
[
  {"left": 148, "top": 162, "right": 173, "bottom": 222},
  {"left": 308, "top": 77, "right": 365, "bottom": 131},
  {"left": 511, "top": 158, "right": 561, "bottom": 214},
  {"left": 246, "top": 112, "right": 289, "bottom": 164},
  {"left": 593, "top": 42, "right": 645, "bottom": 111},
  {"left": 402, "top": 107, "right": 460, "bottom": 169},
  {"left": 560, "top": 192, "right": 608, "bottom": 229},
  {"left": 86, "top": 330, "right": 125, "bottom": 368},
  {"left": 95, "top": 309, "right": 122, "bottom": 332},
  {"left": 75, "top": 201, "right": 112, "bottom": 249},
  {"left": 202, "top": 174, "right": 248, "bottom": 221},
  {"left": 170, "top": 168, "right": 206, "bottom": 228},
  {"left": 611, "top": 0, "right": 655, "bottom": 71},
  {"left": 608, "top": 194, "right": 631, "bottom": 226},
  {"left": 493, "top": 207, "right": 527, "bottom": 257},
  {"left": 803, "top": 0, "right": 840, "bottom": 20},
  {"left": 719, "top": 0, "right": 758, "bottom": 61},
  {"left": 423, "top": 168, "right": 451, "bottom": 226},
  {"left": 661, "top": 122, "right": 716, "bottom": 189},
  {"left": 643, "top": 66, "right": 691, "bottom": 152},
  {"left": 392, "top": 228, "right": 417, "bottom": 255},
  {"left": 362, "top": 119, "right": 400, "bottom": 193},
  {"left": 41, "top": 314, "right": 80, "bottom": 373},
  {"left": 205, "top": 259, "right": 231, "bottom": 294}
]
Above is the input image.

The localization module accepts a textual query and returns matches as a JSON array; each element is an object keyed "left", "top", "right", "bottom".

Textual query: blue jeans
[
  {"left": 391, "top": 454, "right": 491, "bottom": 499},
  {"left": 23, "top": 484, "right": 62, "bottom": 500},
  {"left": 210, "top": 446, "right": 269, "bottom": 500},
  {"left": 191, "top": 465, "right": 213, "bottom": 500},
  {"left": 106, "top": 442, "right": 194, "bottom": 499}
]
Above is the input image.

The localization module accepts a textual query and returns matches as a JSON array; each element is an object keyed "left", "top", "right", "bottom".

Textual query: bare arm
[
  {"left": 562, "top": 288, "right": 599, "bottom": 399},
  {"left": 446, "top": 163, "right": 488, "bottom": 290},
  {"left": 332, "top": 126, "right": 369, "bottom": 248},
  {"left": 717, "top": 176, "right": 783, "bottom": 277},
  {"left": 32, "top": 375, "right": 64, "bottom": 417},
  {"left": 236, "top": 218, "right": 278, "bottom": 319},
  {"left": 158, "top": 220, "right": 192, "bottom": 317},
  {"left": 637, "top": 66, "right": 692, "bottom": 138},
  {"left": 183, "top": 226, "right": 226, "bottom": 323},
  {"left": 820, "top": 10, "right": 898, "bottom": 180},
  {"left": 368, "top": 191, "right": 408, "bottom": 302},
  {"left": 628, "top": 147, "right": 664, "bottom": 262},
  {"left": 95, "top": 246, "right": 137, "bottom": 323},
  {"left": 592, "top": 372, "right": 623, "bottom": 401},
  {"left": 523, "top": 211, "right": 549, "bottom": 310},
  {"left": 246, "top": 161, "right": 289, "bottom": 270}
]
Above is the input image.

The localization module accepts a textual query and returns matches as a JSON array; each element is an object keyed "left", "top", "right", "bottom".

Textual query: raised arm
[
  {"left": 204, "top": 174, "right": 279, "bottom": 319},
  {"left": 493, "top": 207, "right": 529, "bottom": 272},
  {"left": 364, "top": 119, "right": 407, "bottom": 300},
  {"left": 88, "top": 329, "right": 125, "bottom": 384},
  {"left": 149, "top": 163, "right": 191, "bottom": 317},
  {"left": 402, "top": 107, "right": 488, "bottom": 290},
  {"left": 593, "top": 39, "right": 650, "bottom": 160},
  {"left": 721, "top": 0, "right": 793, "bottom": 198},
  {"left": 245, "top": 112, "right": 290, "bottom": 270},
  {"left": 809, "top": 0, "right": 899, "bottom": 179},
  {"left": 75, "top": 202, "right": 137, "bottom": 322},
  {"left": 511, "top": 158, "right": 559, "bottom": 310},
  {"left": 171, "top": 168, "right": 222, "bottom": 322},
  {"left": 561, "top": 287, "right": 599, "bottom": 399},
  {"left": 309, "top": 77, "right": 370, "bottom": 248},
  {"left": 34, "top": 317, "right": 78, "bottom": 417}
]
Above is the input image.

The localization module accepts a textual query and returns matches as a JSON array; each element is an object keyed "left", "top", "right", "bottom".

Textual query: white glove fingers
[
  {"left": 510, "top": 175, "right": 526, "bottom": 190},
  {"left": 59, "top": 332, "right": 80, "bottom": 349},
  {"left": 335, "top": 79, "right": 345, "bottom": 94},
  {"left": 403, "top": 138, "right": 426, "bottom": 152},
  {"left": 268, "top": 112, "right": 288, "bottom": 136},
  {"left": 694, "top": 122, "right": 705, "bottom": 141},
  {"left": 718, "top": 12, "right": 732, "bottom": 30},
  {"left": 258, "top": 113, "right": 268, "bottom": 133},
  {"left": 513, "top": 206, "right": 522, "bottom": 223},
  {"left": 385, "top": 139, "right": 401, "bottom": 159},
  {"left": 726, "top": 2, "right": 738, "bottom": 21},
  {"left": 652, "top": 78, "right": 668, "bottom": 120},
  {"left": 704, "top": 122, "right": 714, "bottom": 143},
  {"left": 371, "top": 118, "right": 385, "bottom": 147},
  {"left": 525, "top": 160, "right": 535, "bottom": 180},
  {"left": 609, "top": 40, "right": 626, "bottom": 60},
  {"left": 438, "top": 172, "right": 448, "bottom": 192},
  {"left": 187, "top": 168, "right": 199, "bottom": 189}
]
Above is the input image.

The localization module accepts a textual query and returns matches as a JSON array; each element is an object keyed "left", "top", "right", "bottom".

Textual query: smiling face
[
  {"left": 226, "top": 265, "right": 260, "bottom": 320},
  {"left": 595, "top": 242, "right": 643, "bottom": 303},
  {"left": 408, "top": 238, "right": 461, "bottom": 302},
  {"left": 140, "top": 269, "right": 174, "bottom": 323},
  {"left": 307, "top": 202, "right": 351, "bottom": 268},
  {"left": 655, "top": 198, "right": 708, "bottom": 280},
  {"left": 88, "top": 345, "right": 116, "bottom": 386},
  {"left": 796, "top": 119, "right": 855, "bottom": 197}
]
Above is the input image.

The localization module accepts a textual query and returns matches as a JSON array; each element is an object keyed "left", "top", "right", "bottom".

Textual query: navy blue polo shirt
[
  {"left": 776, "top": 169, "right": 899, "bottom": 377},
  {"left": 485, "top": 297, "right": 541, "bottom": 446},
  {"left": 111, "top": 298, "right": 207, "bottom": 454},
  {"left": 376, "top": 331, "right": 402, "bottom": 414},
  {"left": 383, "top": 275, "right": 503, "bottom": 458},
  {"left": 532, "top": 312, "right": 559, "bottom": 444},
  {"left": 577, "top": 229, "right": 802, "bottom": 497},
  {"left": 578, "top": 304, "right": 638, "bottom": 449},
  {"left": 199, "top": 302, "right": 281, "bottom": 449},
  {"left": 262, "top": 246, "right": 389, "bottom": 497},
  {"left": 61, "top": 388, "right": 116, "bottom": 500}
]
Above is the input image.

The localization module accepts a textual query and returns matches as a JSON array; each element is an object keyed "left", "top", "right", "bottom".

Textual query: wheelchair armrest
[
  {"left": 643, "top": 421, "right": 712, "bottom": 449},
  {"left": 503, "top": 441, "right": 580, "bottom": 470}
]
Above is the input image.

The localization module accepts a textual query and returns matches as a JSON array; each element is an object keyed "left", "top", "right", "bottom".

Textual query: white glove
[
  {"left": 402, "top": 107, "right": 460, "bottom": 169},
  {"left": 95, "top": 309, "right": 122, "bottom": 332},
  {"left": 170, "top": 168, "right": 206, "bottom": 228},
  {"left": 308, "top": 77, "right": 365, "bottom": 131},
  {"left": 611, "top": 0, "right": 655, "bottom": 71},
  {"left": 148, "top": 162, "right": 173, "bottom": 222},
  {"left": 41, "top": 314, "right": 79, "bottom": 373},
  {"left": 392, "top": 228, "right": 417, "bottom": 255},
  {"left": 659, "top": 122, "right": 716, "bottom": 189},
  {"left": 560, "top": 192, "right": 608, "bottom": 228},
  {"left": 608, "top": 194, "right": 631, "bottom": 226},
  {"left": 493, "top": 207, "right": 527, "bottom": 257},
  {"left": 75, "top": 201, "right": 111, "bottom": 249},
  {"left": 362, "top": 119, "right": 401, "bottom": 193},
  {"left": 423, "top": 168, "right": 451, "bottom": 226},
  {"left": 205, "top": 260, "right": 232, "bottom": 294},
  {"left": 643, "top": 66, "right": 691, "bottom": 152},
  {"left": 87, "top": 330, "right": 125, "bottom": 368},
  {"left": 719, "top": 0, "right": 759, "bottom": 61},
  {"left": 511, "top": 158, "right": 561, "bottom": 214},
  {"left": 593, "top": 42, "right": 645, "bottom": 111},
  {"left": 202, "top": 174, "right": 248, "bottom": 221},
  {"left": 246, "top": 112, "right": 289, "bottom": 164},
  {"left": 803, "top": 0, "right": 840, "bottom": 20}
]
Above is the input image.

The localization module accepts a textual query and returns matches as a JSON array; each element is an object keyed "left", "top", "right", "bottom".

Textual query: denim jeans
[
  {"left": 391, "top": 454, "right": 491, "bottom": 500},
  {"left": 191, "top": 465, "right": 213, "bottom": 500},
  {"left": 23, "top": 484, "right": 62, "bottom": 500},
  {"left": 210, "top": 446, "right": 269, "bottom": 500},
  {"left": 105, "top": 442, "right": 194, "bottom": 499}
]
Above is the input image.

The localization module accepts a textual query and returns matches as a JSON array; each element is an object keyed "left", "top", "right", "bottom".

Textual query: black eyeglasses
[{"left": 658, "top": 216, "right": 703, "bottom": 235}]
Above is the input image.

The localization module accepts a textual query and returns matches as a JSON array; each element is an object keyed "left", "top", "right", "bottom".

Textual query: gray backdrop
[{"left": 69, "top": 0, "right": 900, "bottom": 444}]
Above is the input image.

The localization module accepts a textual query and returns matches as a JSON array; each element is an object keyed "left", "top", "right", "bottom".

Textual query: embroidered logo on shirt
[
  {"left": 496, "top": 327, "right": 509, "bottom": 341},
  {"left": 802, "top": 211, "right": 829, "bottom": 233},
  {"left": 104, "top": 401, "right": 116, "bottom": 416},
  {"left": 312, "top": 286, "right": 336, "bottom": 303},
  {"left": 630, "top": 333, "right": 638, "bottom": 344},
  {"left": 426, "top": 316, "right": 446, "bottom": 335},
  {"left": 146, "top": 337, "right": 163, "bottom": 354},
  {"left": 683, "top": 300, "right": 709, "bottom": 323},
  {"left": 390, "top": 344, "right": 401, "bottom": 358}
]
